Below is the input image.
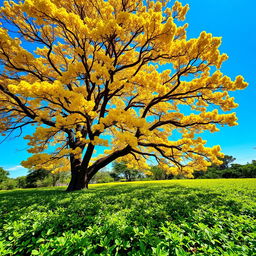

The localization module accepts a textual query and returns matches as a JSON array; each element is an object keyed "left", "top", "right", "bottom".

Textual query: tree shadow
[
  {"left": 0, "top": 182, "right": 246, "bottom": 217},
  {"left": 1, "top": 182, "right": 254, "bottom": 256}
]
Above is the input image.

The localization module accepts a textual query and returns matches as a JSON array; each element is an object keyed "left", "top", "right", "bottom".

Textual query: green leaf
[{"left": 31, "top": 249, "right": 40, "bottom": 255}]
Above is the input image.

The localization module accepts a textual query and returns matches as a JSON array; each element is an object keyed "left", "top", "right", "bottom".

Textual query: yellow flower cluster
[{"left": 0, "top": 0, "right": 248, "bottom": 175}]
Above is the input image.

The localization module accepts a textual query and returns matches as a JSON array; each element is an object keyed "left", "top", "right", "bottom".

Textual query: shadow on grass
[
  {"left": 0, "top": 182, "right": 245, "bottom": 223},
  {"left": 1, "top": 181, "right": 254, "bottom": 256}
]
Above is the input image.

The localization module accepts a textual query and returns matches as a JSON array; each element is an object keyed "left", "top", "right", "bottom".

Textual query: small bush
[
  {"left": 36, "top": 176, "right": 54, "bottom": 187},
  {"left": 0, "top": 179, "right": 17, "bottom": 190},
  {"left": 91, "top": 171, "right": 114, "bottom": 184}
]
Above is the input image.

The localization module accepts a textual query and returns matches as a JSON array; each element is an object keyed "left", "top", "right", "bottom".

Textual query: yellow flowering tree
[{"left": 0, "top": 0, "right": 247, "bottom": 191}]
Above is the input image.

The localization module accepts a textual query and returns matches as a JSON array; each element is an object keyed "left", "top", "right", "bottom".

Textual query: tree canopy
[{"left": 0, "top": 0, "right": 248, "bottom": 190}]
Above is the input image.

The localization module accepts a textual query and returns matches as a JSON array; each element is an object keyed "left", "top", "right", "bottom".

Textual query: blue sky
[
  {"left": 0, "top": 0, "right": 255, "bottom": 178},
  {"left": 181, "top": 0, "right": 256, "bottom": 164}
]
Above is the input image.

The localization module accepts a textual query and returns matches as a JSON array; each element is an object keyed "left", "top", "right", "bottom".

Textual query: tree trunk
[
  {"left": 66, "top": 145, "right": 132, "bottom": 191},
  {"left": 66, "top": 156, "right": 91, "bottom": 191},
  {"left": 66, "top": 168, "right": 91, "bottom": 191}
]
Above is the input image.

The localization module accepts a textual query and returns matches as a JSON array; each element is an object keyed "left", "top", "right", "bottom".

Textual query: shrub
[
  {"left": 0, "top": 179, "right": 17, "bottom": 190},
  {"left": 91, "top": 171, "right": 114, "bottom": 184}
]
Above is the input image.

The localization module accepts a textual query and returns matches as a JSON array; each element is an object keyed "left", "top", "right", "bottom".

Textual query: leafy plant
[{"left": 0, "top": 179, "right": 255, "bottom": 255}]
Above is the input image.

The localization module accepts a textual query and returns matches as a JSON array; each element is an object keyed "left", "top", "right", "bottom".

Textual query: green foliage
[
  {"left": 25, "top": 169, "right": 71, "bottom": 188},
  {"left": 0, "top": 178, "right": 17, "bottom": 190},
  {"left": 0, "top": 167, "right": 15, "bottom": 190},
  {"left": 112, "top": 162, "right": 143, "bottom": 181},
  {"left": 195, "top": 156, "right": 256, "bottom": 179},
  {"left": 0, "top": 169, "right": 71, "bottom": 190},
  {"left": 0, "top": 167, "right": 9, "bottom": 182},
  {"left": 148, "top": 166, "right": 166, "bottom": 180},
  {"left": 225, "top": 162, "right": 256, "bottom": 178},
  {"left": 91, "top": 171, "right": 114, "bottom": 184},
  {"left": 217, "top": 155, "right": 236, "bottom": 170},
  {"left": 0, "top": 179, "right": 255, "bottom": 255},
  {"left": 54, "top": 171, "right": 71, "bottom": 186},
  {"left": 15, "top": 176, "right": 27, "bottom": 188},
  {"left": 25, "top": 169, "right": 50, "bottom": 188},
  {"left": 35, "top": 172, "right": 71, "bottom": 187},
  {"left": 36, "top": 176, "right": 55, "bottom": 188},
  {"left": 148, "top": 166, "right": 174, "bottom": 180}
]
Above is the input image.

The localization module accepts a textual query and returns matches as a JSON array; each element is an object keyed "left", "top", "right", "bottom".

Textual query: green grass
[{"left": 0, "top": 179, "right": 255, "bottom": 256}]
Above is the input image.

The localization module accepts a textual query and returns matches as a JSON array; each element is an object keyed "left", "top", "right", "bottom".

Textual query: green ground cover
[{"left": 0, "top": 179, "right": 255, "bottom": 255}]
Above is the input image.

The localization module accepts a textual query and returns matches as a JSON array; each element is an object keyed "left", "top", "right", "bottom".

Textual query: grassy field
[{"left": 0, "top": 179, "right": 255, "bottom": 256}]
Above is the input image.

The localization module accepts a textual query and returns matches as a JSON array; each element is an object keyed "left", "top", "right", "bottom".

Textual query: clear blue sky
[{"left": 0, "top": 0, "right": 255, "bottom": 178}]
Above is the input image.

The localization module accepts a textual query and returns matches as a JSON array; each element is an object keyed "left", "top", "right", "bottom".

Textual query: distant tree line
[
  {"left": 1, "top": 155, "right": 255, "bottom": 190},
  {"left": 91, "top": 157, "right": 256, "bottom": 183},
  {"left": 0, "top": 168, "right": 70, "bottom": 190},
  {"left": 194, "top": 155, "right": 256, "bottom": 179}
]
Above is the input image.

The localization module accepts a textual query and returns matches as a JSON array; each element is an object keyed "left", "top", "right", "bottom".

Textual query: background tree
[
  {"left": 0, "top": 167, "right": 18, "bottom": 190},
  {"left": 90, "top": 171, "right": 114, "bottom": 184},
  {"left": 25, "top": 169, "right": 50, "bottom": 188},
  {"left": 15, "top": 176, "right": 27, "bottom": 188},
  {"left": 112, "top": 161, "right": 142, "bottom": 181},
  {"left": 26, "top": 168, "right": 70, "bottom": 187},
  {"left": 194, "top": 155, "right": 256, "bottom": 179},
  {"left": 0, "top": 167, "right": 9, "bottom": 183},
  {"left": 222, "top": 162, "right": 256, "bottom": 178},
  {"left": 241, "top": 161, "right": 256, "bottom": 178},
  {"left": 148, "top": 165, "right": 168, "bottom": 180},
  {"left": 194, "top": 154, "right": 236, "bottom": 178},
  {"left": 0, "top": 0, "right": 248, "bottom": 191},
  {"left": 216, "top": 155, "right": 236, "bottom": 170}
]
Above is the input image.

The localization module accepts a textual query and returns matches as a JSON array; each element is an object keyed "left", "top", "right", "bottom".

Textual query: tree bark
[
  {"left": 66, "top": 168, "right": 91, "bottom": 191},
  {"left": 66, "top": 146, "right": 132, "bottom": 191},
  {"left": 66, "top": 157, "right": 91, "bottom": 191}
]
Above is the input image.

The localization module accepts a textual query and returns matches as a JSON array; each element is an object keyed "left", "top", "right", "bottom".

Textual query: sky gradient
[{"left": 0, "top": 0, "right": 255, "bottom": 178}]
